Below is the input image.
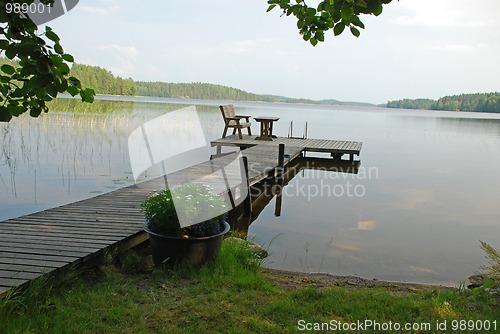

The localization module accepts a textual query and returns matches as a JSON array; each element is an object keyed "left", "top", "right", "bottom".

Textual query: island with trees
[{"left": 386, "top": 93, "right": 500, "bottom": 113}]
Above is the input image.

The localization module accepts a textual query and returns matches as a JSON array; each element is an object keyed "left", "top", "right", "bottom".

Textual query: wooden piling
[
  {"left": 242, "top": 156, "right": 252, "bottom": 217},
  {"left": 277, "top": 143, "right": 285, "bottom": 182}
]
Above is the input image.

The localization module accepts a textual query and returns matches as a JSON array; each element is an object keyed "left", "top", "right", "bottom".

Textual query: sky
[{"left": 46, "top": 0, "right": 500, "bottom": 104}]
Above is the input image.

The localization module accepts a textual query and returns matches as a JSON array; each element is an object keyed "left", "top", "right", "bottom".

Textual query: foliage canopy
[
  {"left": 0, "top": 0, "right": 94, "bottom": 122},
  {"left": 267, "top": 0, "right": 395, "bottom": 45}
]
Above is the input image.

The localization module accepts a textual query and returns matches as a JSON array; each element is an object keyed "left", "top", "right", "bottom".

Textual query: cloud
[
  {"left": 78, "top": 6, "right": 110, "bottom": 15},
  {"left": 99, "top": 44, "right": 138, "bottom": 59},
  {"left": 392, "top": 0, "right": 490, "bottom": 28},
  {"left": 350, "top": 220, "right": 377, "bottom": 231},
  {"left": 77, "top": 0, "right": 120, "bottom": 16},
  {"left": 334, "top": 239, "right": 360, "bottom": 252},
  {"left": 97, "top": 44, "right": 139, "bottom": 77},
  {"left": 431, "top": 43, "right": 489, "bottom": 53}
]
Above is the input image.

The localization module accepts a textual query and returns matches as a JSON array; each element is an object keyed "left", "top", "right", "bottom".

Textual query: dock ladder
[{"left": 288, "top": 121, "right": 308, "bottom": 139}]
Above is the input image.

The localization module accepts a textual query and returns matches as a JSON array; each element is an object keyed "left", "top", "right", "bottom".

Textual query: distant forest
[
  {"left": 66, "top": 62, "right": 371, "bottom": 106},
  {"left": 70, "top": 63, "right": 136, "bottom": 96},
  {"left": 387, "top": 93, "right": 500, "bottom": 113},
  {"left": 1, "top": 58, "right": 498, "bottom": 112},
  {"left": 135, "top": 81, "right": 272, "bottom": 102}
]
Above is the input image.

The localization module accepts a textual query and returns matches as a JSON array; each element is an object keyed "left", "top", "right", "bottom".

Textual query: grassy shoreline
[{"left": 1, "top": 238, "right": 498, "bottom": 333}]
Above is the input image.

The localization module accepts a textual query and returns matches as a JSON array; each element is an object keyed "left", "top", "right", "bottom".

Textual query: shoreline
[{"left": 261, "top": 268, "right": 456, "bottom": 291}]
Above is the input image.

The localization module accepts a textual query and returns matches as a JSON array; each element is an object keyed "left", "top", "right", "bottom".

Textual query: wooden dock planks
[
  {"left": 0, "top": 179, "right": 161, "bottom": 296},
  {"left": 211, "top": 135, "right": 362, "bottom": 156},
  {"left": 0, "top": 135, "right": 362, "bottom": 297}
]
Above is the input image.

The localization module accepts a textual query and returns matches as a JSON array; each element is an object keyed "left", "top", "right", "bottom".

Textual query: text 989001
[{"left": 6, "top": 2, "right": 52, "bottom": 15}]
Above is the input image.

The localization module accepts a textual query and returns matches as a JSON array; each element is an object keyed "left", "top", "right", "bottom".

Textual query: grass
[
  {"left": 1, "top": 238, "right": 498, "bottom": 334},
  {"left": 479, "top": 240, "right": 500, "bottom": 284}
]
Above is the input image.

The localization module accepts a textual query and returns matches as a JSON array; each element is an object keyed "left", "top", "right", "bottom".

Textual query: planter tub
[{"left": 144, "top": 221, "right": 230, "bottom": 266}]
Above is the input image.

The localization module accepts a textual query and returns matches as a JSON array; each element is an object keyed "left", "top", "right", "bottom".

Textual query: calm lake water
[{"left": 1, "top": 96, "right": 500, "bottom": 286}]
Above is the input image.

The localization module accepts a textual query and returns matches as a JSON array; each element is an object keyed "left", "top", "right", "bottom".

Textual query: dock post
[
  {"left": 242, "top": 156, "right": 252, "bottom": 217},
  {"left": 277, "top": 144, "right": 285, "bottom": 182}
]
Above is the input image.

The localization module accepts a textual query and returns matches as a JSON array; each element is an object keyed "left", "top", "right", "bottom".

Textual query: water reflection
[
  {"left": 226, "top": 109, "right": 500, "bottom": 285},
  {"left": 0, "top": 99, "right": 223, "bottom": 221},
  {"left": 1, "top": 97, "right": 500, "bottom": 286},
  {"left": 229, "top": 158, "right": 360, "bottom": 232}
]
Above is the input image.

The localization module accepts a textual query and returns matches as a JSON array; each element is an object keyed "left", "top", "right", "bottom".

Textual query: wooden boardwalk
[
  {"left": 0, "top": 135, "right": 362, "bottom": 297},
  {"left": 0, "top": 181, "right": 157, "bottom": 296}
]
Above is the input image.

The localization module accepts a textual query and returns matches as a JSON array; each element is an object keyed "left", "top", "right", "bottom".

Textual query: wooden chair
[{"left": 219, "top": 105, "right": 252, "bottom": 139}]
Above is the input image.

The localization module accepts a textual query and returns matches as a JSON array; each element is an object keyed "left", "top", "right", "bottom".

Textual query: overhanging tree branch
[
  {"left": 0, "top": 0, "right": 94, "bottom": 122},
  {"left": 267, "top": 0, "right": 395, "bottom": 46}
]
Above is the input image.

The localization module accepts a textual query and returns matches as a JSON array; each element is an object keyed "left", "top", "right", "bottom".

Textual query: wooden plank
[
  {"left": 0, "top": 257, "right": 68, "bottom": 269},
  {"left": 0, "top": 251, "right": 79, "bottom": 264},
  {"left": 0, "top": 277, "right": 28, "bottom": 288},
  {"left": 0, "top": 263, "right": 54, "bottom": 275},
  {"left": 0, "top": 243, "right": 99, "bottom": 257},
  {"left": 0, "top": 225, "right": 134, "bottom": 239},
  {"left": 0, "top": 246, "right": 92, "bottom": 258},
  {"left": 0, "top": 233, "right": 121, "bottom": 245},
  {"left": 0, "top": 236, "right": 113, "bottom": 248},
  {"left": 0, "top": 270, "right": 43, "bottom": 280},
  {"left": 2, "top": 220, "right": 141, "bottom": 234},
  {"left": 2, "top": 227, "right": 129, "bottom": 243}
]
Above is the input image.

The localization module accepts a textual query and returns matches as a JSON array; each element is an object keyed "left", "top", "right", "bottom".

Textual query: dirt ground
[{"left": 261, "top": 268, "right": 451, "bottom": 293}]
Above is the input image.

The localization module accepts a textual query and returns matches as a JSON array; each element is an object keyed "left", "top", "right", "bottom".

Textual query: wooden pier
[
  {"left": 212, "top": 135, "right": 362, "bottom": 162},
  {"left": 0, "top": 135, "right": 362, "bottom": 297}
]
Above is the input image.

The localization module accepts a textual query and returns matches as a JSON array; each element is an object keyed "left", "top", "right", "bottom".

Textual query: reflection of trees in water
[
  {"left": 0, "top": 100, "right": 226, "bottom": 201},
  {"left": 48, "top": 98, "right": 134, "bottom": 114},
  {"left": 0, "top": 124, "right": 17, "bottom": 196},
  {"left": 1, "top": 101, "right": 143, "bottom": 198}
]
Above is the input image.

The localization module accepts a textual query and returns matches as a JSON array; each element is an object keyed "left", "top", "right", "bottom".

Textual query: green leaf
[
  {"left": 68, "top": 76, "right": 81, "bottom": 88},
  {"left": 1, "top": 64, "right": 16, "bottom": 75},
  {"left": 0, "top": 107, "right": 13, "bottom": 122},
  {"left": 356, "top": 0, "right": 367, "bottom": 8},
  {"left": 45, "top": 27, "right": 60, "bottom": 42},
  {"left": 36, "top": 61, "right": 51, "bottom": 74},
  {"left": 30, "top": 107, "right": 43, "bottom": 118},
  {"left": 310, "top": 38, "right": 318, "bottom": 46},
  {"left": 333, "top": 22, "right": 345, "bottom": 36},
  {"left": 340, "top": 7, "right": 354, "bottom": 21},
  {"left": 81, "top": 88, "right": 95, "bottom": 103},
  {"left": 350, "top": 26, "right": 360, "bottom": 37},
  {"left": 331, "top": 9, "right": 342, "bottom": 23},
  {"left": 266, "top": 4, "right": 276, "bottom": 12},
  {"left": 306, "top": 7, "right": 316, "bottom": 17},
  {"left": 62, "top": 54, "right": 75, "bottom": 62},
  {"left": 302, "top": 30, "right": 312, "bottom": 41},
  {"left": 5, "top": 44, "right": 17, "bottom": 59},
  {"left": 350, "top": 15, "right": 365, "bottom": 28},
  {"left": 0, "top": 75, "right": 11, "bottom": 83},
  {"left": 67, "top": 86, "right": 79, "bottom": 97},
  {"left": 7, "top": 104, "right": 26, "bottom": 117},
  {"left": 58, "top": 63, "right": 70, "bottom": 75},
  {"left": 54, "top": 43, "right": 64, "bottom": 54},
  {"left": 0, "top": 40, "right": 9, "bottom": 49}
]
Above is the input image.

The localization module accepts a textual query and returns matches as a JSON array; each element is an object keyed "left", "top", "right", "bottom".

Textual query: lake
[{"left": 1, "top": 96, "right": 500, "bottom": 286}]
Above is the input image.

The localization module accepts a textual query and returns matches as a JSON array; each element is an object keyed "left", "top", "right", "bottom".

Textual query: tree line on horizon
[
  {"left": 67, "top": 62, "right": 369, "bottom": 106},
  {"left": 68, "top": 63, "right": 499, "bottom": 112},
  {"left": 387, "top": 93, "right": 500, "bottom": 113},
  {"left": 2, "top": 58, "right": 497, "bottom": 113}
]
